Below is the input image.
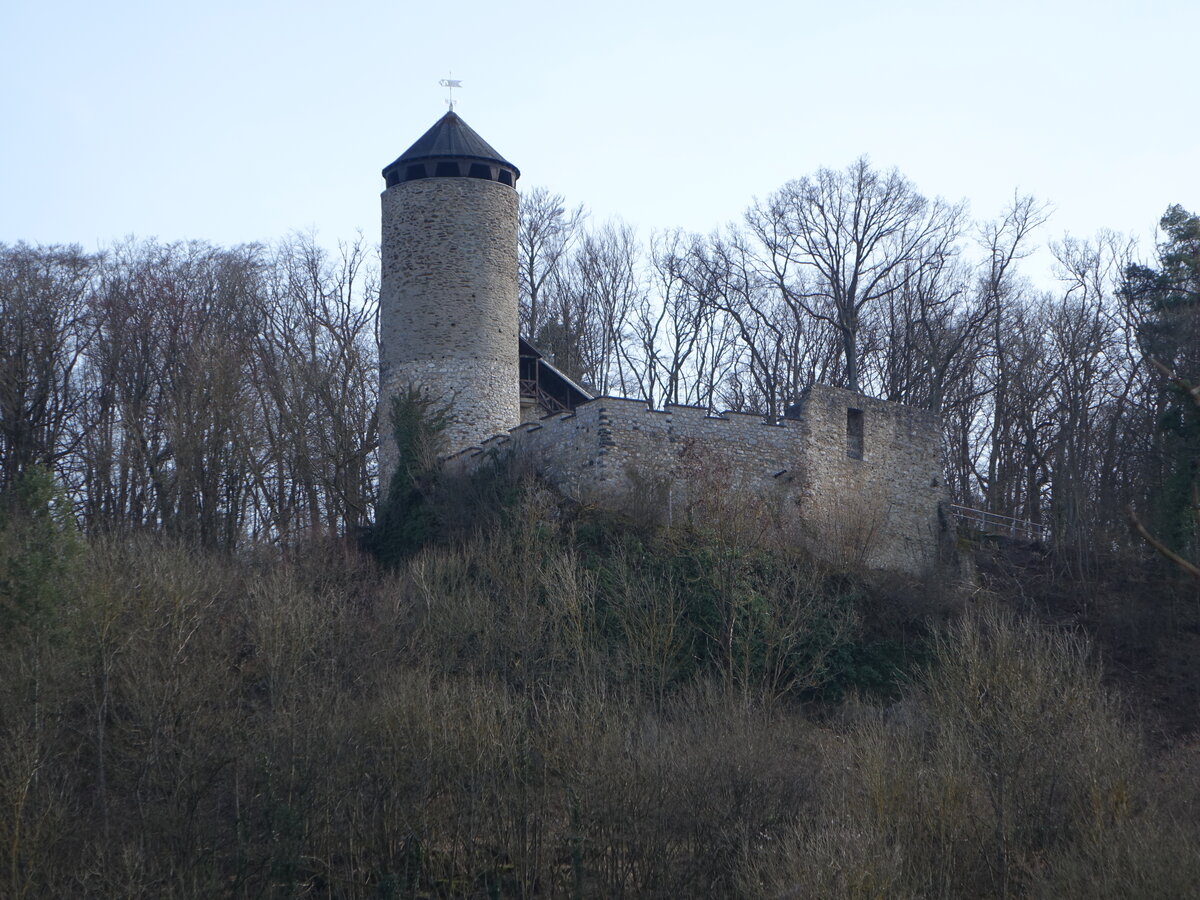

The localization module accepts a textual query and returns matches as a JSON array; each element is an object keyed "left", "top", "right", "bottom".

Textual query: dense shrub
[
  {"left": 742, "top": 606, "right": 1200, "bottom": 899},
  {"left": 0, "top": 479, "right": 1195, "bottom": 897}
]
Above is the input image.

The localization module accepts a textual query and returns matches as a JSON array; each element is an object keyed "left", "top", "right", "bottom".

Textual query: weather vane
[{"left": 439, "top": 73, "right": 462, "bottom": 111}]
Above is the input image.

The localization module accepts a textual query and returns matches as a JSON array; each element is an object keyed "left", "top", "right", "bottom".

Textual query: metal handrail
[{"left": 949, "top": 504, "right": 1048, "bottom": 542}]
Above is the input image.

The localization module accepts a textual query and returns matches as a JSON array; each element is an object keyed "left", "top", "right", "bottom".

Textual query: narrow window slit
[{"left": 847, "top": 408, "right": 864, "bottom": 460}]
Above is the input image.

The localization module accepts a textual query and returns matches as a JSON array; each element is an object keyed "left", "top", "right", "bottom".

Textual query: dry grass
[
  {"left": 742, "top": 605, "right": 1200, "bottom": 900},
  {"left": 0, "top": 483, "right": 1195, "bottom": 897}
]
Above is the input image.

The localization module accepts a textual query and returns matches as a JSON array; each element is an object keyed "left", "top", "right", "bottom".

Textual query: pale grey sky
[{"left": 2, "top": 0, "right": 1196, "bottom": 285}]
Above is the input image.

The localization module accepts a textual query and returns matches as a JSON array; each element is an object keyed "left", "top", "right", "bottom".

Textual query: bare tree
[
  {"left": 54, "top": 236, "right": 379, "bottom": 547},
  {"left": 870, "top": 256, "right": 976, "bottom": 409},
  {"left": 248, "top": 233, "right": 378, "bottom": 540},
  {"left": 672, "top": 230, "right": 794, "bottom": 418},
  {"left": 570, "top": 222, "right": 644, "bottom": 396},
  {"left": 78, "top": 240, "right": 263, "bottom": 544},
  {"left": 622, "top": 229, "right": 740, "bottom": 409},
  {"left": 1041, "top": 233, "right": 1142, "bottom": 564},
  {"left": 0, "top": 244, "right": 95, "bottom": 494},
  {"left": 517, "top": 187, "right": 585, "bottom": 342},
  {"left": 747, "top": 157, "right": 965, "bottom": 391}
]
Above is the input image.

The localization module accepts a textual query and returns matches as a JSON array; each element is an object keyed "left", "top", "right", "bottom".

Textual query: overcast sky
[{"left": 3, "top": 0, "right": 1197, "bottom": 287}]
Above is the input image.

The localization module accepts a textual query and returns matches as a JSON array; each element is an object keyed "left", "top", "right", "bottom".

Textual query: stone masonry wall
[
  {"left": 379, "top": 177, "right": 519, "bottom": 484},
  {"left": 445, "top": 384, "right": 950, "bottom": 575},
  {"left": 792, "top": 386, "right": 947, "bottom": 573}
]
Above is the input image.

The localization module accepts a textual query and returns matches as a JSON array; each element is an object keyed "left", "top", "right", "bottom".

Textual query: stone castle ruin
[{"left": 380, "top": 111, "right": 951, "bottom": 574}]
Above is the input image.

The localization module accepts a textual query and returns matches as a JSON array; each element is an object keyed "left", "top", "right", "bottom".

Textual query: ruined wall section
[
  {"left": 446, "top": 399, "right": 808, "bottom": 529},
  {"left": 443, "top": 385, "right": 947, "bottom": 574},
  {"left": 595, "top": 402, "right": 804, "bottom": 528},
  {"left": 379, "top": 177, "right": 519, "bottom": 482},
  {"left": 444, "top": 401, "right": 609, "bottom": 498},
  {"left": 794, "top": 386, "right": 947, "bottom": 572}
]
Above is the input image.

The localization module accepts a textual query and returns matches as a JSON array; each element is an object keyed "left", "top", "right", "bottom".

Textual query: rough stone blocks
[
  {"left": 445, "top": 385, "right": 950, "bottom": 575},
  {"left": 379, "top": 177, "right": 519, "bottom": 484}
]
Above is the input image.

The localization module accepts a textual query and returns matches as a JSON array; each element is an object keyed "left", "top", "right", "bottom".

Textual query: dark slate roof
[{"left": 383, "top": 111, "right": 519, "bottom": 177}]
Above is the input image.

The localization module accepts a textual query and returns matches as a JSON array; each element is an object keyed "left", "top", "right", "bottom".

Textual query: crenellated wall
[{"left": 444, "top": 384, "right": 950, "bottom": 574}]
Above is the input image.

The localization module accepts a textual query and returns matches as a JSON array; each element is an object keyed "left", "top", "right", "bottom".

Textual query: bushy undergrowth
[
  {"left": 1, "top": 474, "right": 1197, "bottom": 897},
  {"left": 743, "top": 606, "right": 1200, "bottom": 899}
]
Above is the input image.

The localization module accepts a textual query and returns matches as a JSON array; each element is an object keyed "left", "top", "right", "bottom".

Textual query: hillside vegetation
[
  {"left": 1, "top": 193, "right": 1197, "bottom": 896},
  {"left": 2, "top": 461, "right": 1199, "bottom": 899}
]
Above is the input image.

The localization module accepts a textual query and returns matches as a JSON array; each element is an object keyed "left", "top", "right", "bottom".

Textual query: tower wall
[{"left": 379, "top": 176, "right": 519, "bottom": 482}]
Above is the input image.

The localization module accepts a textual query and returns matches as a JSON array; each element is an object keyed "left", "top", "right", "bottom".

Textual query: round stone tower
[{"left": 379, "top": 110, "right": 520, "bottom": 482}]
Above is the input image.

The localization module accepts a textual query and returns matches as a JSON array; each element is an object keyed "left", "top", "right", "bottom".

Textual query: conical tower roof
[{"left": 382, "top": 111, "right": 520, "bottom": 184}]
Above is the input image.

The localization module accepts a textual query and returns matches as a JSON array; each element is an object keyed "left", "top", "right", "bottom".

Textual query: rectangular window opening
[{"left": 847, "top": 408, "right": 864, "bottom": 460}]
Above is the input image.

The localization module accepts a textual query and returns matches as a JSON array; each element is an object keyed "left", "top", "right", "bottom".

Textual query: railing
[
  {"left": 949, "top": 504, "right": 1048, "bottom": 543},
  {"left": 520, "top": 378, "right": 570, "bottom": 414}
]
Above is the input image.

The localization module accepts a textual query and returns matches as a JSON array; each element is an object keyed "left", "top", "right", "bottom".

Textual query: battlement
[
  {"left": 379, "top": 112, "right": 953, "bottom": 576},
  {"left": 445, "top": 384, "right": 949, "bottom": 574}
]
